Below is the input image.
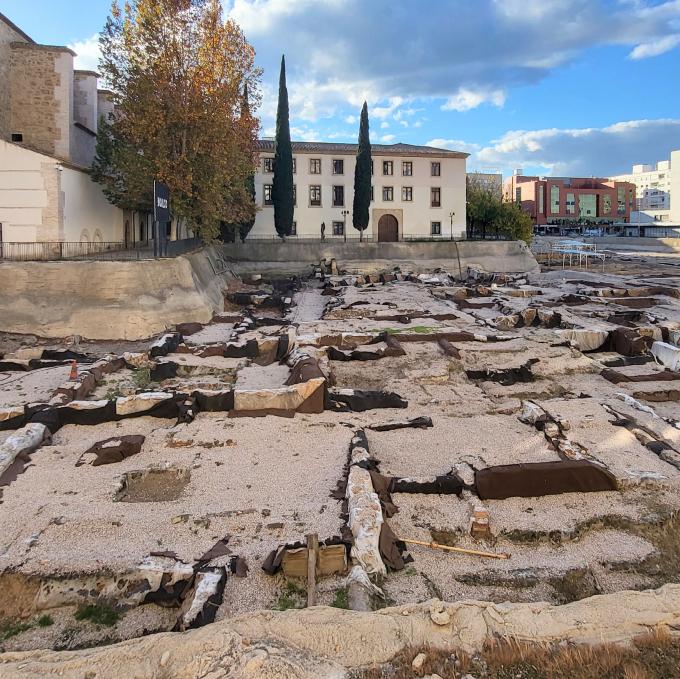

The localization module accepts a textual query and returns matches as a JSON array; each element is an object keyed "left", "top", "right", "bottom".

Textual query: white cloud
[
  {"left": 232, "top": 0, "right": 680, "bottom": 124},
  {"left": 442, "top": 87, "right": 506, "bottom": 112},
  {"left": 629, "top": 33, "right": 680, "bottom": 58},
  {"left": 473, "top": 118, "right": 680, "bottom": 176},
  {"left": 380, "top": 134, "right": 396, "bottom": 143},
  {"left": 68, "top": 33, "right": 101, "bottom": 72},
  {"left": 380, "top": 121, "right": 389, "bottom": 129},
  {"left": 426, "top": 138, "right": 481, "bottom": 154},
  {"left": 344, "top": 115, "right": 358, "bottom": 124}
]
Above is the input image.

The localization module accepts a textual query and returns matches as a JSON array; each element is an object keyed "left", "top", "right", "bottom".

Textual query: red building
[{"left": 504, "top": 175, "right": 636, "bottom": 226}]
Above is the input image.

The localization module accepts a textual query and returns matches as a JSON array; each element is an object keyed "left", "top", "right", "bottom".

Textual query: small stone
[
  {"left": 412, "top": 652, "right": 427, "bottom": 671},
  {"left": 171, "top": 514, "right": 190, "bottom": 524},
  {"left": 160, "top": 651, "right": 170, "bottom": 667},
  {"left": 402, "top": 609, "right": 410, "bottom": 616},
  {"left": 429, "top": 601, "right": 451, "bottom": 626}
]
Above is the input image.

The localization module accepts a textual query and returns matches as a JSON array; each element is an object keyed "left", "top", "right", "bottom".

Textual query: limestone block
[
  {"left": 0, "top": 423, "right": 50, "bottom": 478},
  {"left": 346, "top": 465, "right": 386, "bottom": 576},
  {"left": 233, "top": 377, "right": 325, "bottom": 413},
  {"left": 116, "top": 392, "right": 174, "bottom": 416},
  {"left": 652, "top": 341, "right": 680, "bottom": 371},
  {"left": 556, "top": 328, "right": 609, "bottom": 351},
  {"left": 35, "top": 555, "right": 195, "bottom": 610}
]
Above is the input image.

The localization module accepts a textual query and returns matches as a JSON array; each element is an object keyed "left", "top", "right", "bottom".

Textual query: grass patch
[
  {"left": 132, "top": 367, "right": 151, "bottom": 390},
  {"left": 275, "top": 580, "right": 306, "bottom": 611},
  {"left": 74, "top": 604, "right": 119, "bottom": 627},
  {"left": 0, "top": 620, "right": 32, "bottom": 640},
  {"left": 373, "top": 326, "right": 437, "bottom": 335},
  {"left": 331, "top": 587, "right": 349, "bottom": 609},
  {"left": 37, "top": 614, "right": 54, "bottom": 627},
  {"left": 349, "top": 631, "right": 680, "bottom": 679}
]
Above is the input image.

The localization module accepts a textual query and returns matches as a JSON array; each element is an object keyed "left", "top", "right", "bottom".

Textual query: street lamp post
[
  {"left": 449, "top": 211, "right": 455, "bottom": 241},
  {"left": 341, "top": 209, "right": 350, "bottom": 242}
]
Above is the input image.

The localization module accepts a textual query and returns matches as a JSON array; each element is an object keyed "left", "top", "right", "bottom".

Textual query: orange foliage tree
[{"left": 93, "top": 0, "right": 261, "bottom": 241}]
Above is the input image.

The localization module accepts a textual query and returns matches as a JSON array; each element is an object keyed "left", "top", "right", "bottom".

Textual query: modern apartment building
[
  {"left": 503, "top": 174, "right": 636, "bottom": 225},
  {"left": 610, "top": 153, "right": 675, "bottom": 212},
  {"left": 253, "top": 141, "right": 468, "bottom": 240},
  {"left": 0, "top": 12, "right": 125, "bottom": 246}
]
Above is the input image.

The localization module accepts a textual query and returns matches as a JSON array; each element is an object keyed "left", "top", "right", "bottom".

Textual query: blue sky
[{"left": 3, "top": 0, "right": 680, "bottom": 177}]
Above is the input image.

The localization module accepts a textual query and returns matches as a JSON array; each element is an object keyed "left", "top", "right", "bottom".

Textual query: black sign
[{"left": 153, "top": 180, "right": 170, "bottom": 223}]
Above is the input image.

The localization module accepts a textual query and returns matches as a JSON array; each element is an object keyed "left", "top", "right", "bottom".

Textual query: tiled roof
[{"left": 257, "top": 140, "right": 469, "bottom": 158}]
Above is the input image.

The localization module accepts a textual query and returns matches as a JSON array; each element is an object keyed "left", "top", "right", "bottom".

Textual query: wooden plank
[{"left": 307, "top": 533, "right": 319, "bottom": 607}]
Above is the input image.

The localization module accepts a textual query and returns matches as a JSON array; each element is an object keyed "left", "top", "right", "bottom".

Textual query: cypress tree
[
  {"left": 352, "top": 101, "right": 371, "bottom": 241},
  {"left": 272, "top": 55, "right": 294, "bottom": 239}
]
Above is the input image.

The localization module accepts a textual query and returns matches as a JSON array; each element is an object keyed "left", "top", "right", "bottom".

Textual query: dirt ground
[{"left": 2, "top": 250, "right": 680, "bottom": 655}]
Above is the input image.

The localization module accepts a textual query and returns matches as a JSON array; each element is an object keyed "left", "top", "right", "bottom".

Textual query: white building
[
  {"left": 252, "top": 141, "right": 468, "bottom": 241},
  {"left": 0, "top": 12, "right": 127, "bottom": 248},
  {"left": 610, "top": 152, "right": 676, "bottom": 215}
]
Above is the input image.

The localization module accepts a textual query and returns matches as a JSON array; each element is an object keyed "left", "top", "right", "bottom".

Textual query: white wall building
[
  {"left": 252, "top": 141, "right": 468, "bottom": 241},
  {"left": 610, "top": 153, "right": 675, "bottom": 215},
  {"left": 0, "top": 12, "right": 126, "bottom": 247}
]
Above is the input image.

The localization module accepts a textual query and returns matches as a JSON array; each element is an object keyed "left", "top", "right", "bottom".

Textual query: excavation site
[{"left": 1, "top": 243, "right": 680, "bottom": 677}]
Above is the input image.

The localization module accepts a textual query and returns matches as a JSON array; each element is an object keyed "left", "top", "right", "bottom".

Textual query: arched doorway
[{"left": 377, "top": 214, "right": 399, "bottom": 242}]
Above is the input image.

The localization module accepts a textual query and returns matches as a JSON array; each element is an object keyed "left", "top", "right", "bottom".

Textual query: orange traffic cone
[{"left": 69, "top": 360, "right": 78, "bottom": 381}]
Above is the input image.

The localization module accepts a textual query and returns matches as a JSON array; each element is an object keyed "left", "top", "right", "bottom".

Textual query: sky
[{"left": 2, "top": 0, "right": 680, "bottom": 178}]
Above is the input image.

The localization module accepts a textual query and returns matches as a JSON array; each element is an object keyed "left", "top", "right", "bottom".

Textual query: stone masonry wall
[
  {"left": 9, "top": 43, "right": 73, "bottom": 160},
  {"left": 0, "top": 19, "right": 29, "bottom": 141}
]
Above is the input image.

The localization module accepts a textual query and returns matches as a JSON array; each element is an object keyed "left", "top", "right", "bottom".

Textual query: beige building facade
[
  {"left": 0, "top": 12, "right": 124, "bottom": 246},
  {"left": 253, "top": 141, "right": 468, "bottom": 240}
]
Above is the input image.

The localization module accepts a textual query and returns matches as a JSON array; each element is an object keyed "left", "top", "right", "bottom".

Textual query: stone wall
[
  {"left": 9, "top": 42, "right": 74, "bottom": 160},
  {"left": 0, "top": 18, "right": 30, "bottom": 141},
  {"left": 221, "top": 239, "right": 540, "bottom": 275},
  {"left": 0, "top": 140, "right": 62, "bottom": 241},
  {"left": 0, "top": 248, "right": 229, "bottom": 340}
]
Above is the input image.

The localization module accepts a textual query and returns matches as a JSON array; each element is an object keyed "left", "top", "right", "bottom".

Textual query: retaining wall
[
  {"left": 0, "top": 248, "right": 228, "bottom": 341},
  {"left": 222, "top": 239, "right": 539, "bottom": 275}
]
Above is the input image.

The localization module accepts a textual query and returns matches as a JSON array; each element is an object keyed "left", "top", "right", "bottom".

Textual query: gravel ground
[{"left": 3, "top": 265, "right": 680, "bottom": 651}]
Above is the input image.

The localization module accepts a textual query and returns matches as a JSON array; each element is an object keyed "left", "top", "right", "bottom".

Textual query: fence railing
[{"left": 0, "top": 238, "right": 203, "bottom": 262}]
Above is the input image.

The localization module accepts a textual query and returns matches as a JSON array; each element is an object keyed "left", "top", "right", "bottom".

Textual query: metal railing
[{"left": 0, "top": 238, "right": 203, "bottom": 262}]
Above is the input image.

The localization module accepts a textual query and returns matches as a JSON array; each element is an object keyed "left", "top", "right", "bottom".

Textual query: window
[
  {"left": 11, "top": 133, "right": 23, "bottom": 143},
  {"left": 310, "top": 158, "right": 321, "bottom": 174},
  {"left": 382, "top": 160, "right": 393, "bottom": 176},
  {"left": 263, "top": 184, "right": 273, "bottom": 206},
  {"left": 309, "top": 185, "right": 321, "bottom": 206},
  {"left": 401, "top": 186, "right": 413, "bottom": 201},
  {"left": 515, "top": 187, "right": 521, "bottom": 204},
  {"left": 431, "top": 161, "right": 440, "bottom": 177},
  {"left": 566, "top": 192, "right": 576, "bottom": 215},
  {"left": 402, "top": 161, "right": 412, "bottom": 176},
  {"left": 332, "top": 159, "right": 344, "bottom": 175},
  {"left": 382, "top": 186, "right": 394, "bottom": 201},
  {"left": 371, "top": 160, "right": 374, "bottom": 176},
  {"left": 293, "top": 185, "right": 297, "bottom": 207},
  {"left": 550, "top": 185, "right": 560, "bottom": 214},
  {"left": 617, "top": 187, "right": 625, "bottom": 214},
  {"left": 292, "top": 158, "right": 296, "bottom": 174},
  {"left": 290, "top": 221, "right": 297, "bottom": 236},
  {"left": 263, "top": 157, "right": 274, "bottom": 173},
  {"left": 371, "top": 185, "right": 374, "bottom": 201},
  {"left": 431, "top": 221, "right": 441, "bottom": 235},
  {"left": 332, "top": 185, "right": 344, "bottom": 207},
  {"left": 602, "top": 194, "right": 611, "bottom": 215},
  {"left": 430, "top": 187, "right": 441, "bottom": 208},
  {"left": 538, "top": 184, "right": 545, "bottom": 213},
  {"left": 332, "top": 221, "right": 344, "bottom": 236}
]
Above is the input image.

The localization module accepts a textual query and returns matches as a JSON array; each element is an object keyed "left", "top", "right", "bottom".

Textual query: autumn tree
[
  {"left": 219, "top": 83, "right": 258, "bottom": 242},
  {"left": 352, "top": 102, "right": 371, "bottom": 241},
  {"left": 272, "top": 55, "right": 294, "bottom": 239},
  {"left": 92, "top": 0, "right": 261, "bottom": 241}
]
